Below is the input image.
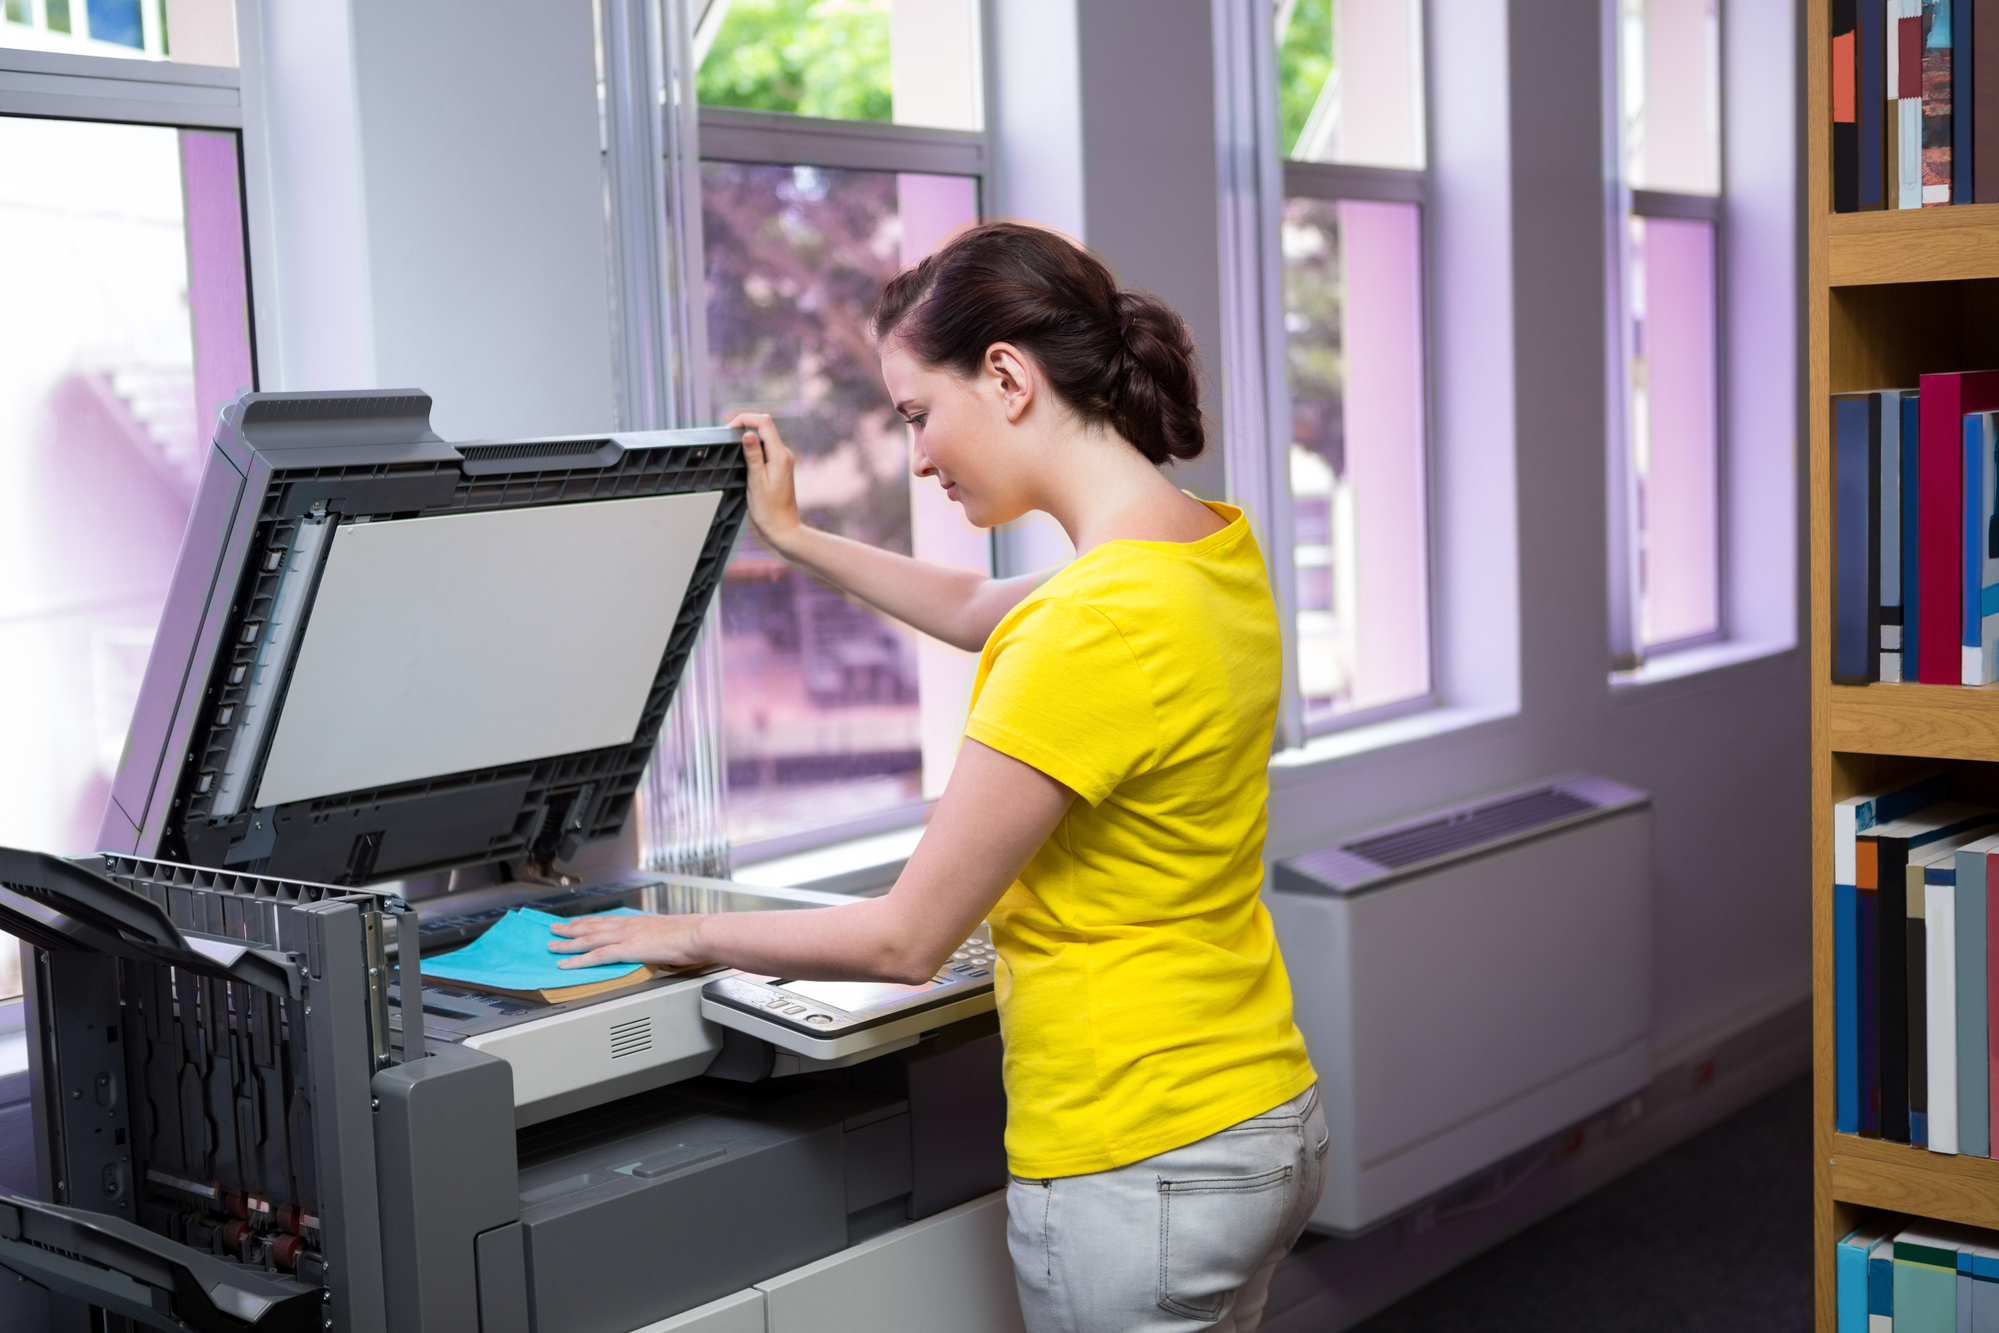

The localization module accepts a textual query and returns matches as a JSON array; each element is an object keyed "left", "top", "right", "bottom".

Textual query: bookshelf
[{"left": 1811, "top": 8, "right": 1999, "bottom": 1326}]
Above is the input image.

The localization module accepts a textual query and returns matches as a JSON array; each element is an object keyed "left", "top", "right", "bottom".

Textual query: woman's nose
[{"left": 910, "top": 444, "right": 936, "bottom": 479}]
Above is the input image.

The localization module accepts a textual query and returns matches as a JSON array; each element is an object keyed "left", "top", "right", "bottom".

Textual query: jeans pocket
[{"left": 1156, "top": 1164, "right": 1293, "bottom": 1322}]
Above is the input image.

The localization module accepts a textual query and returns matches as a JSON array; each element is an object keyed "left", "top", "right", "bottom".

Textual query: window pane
[
  {"left": 703, "top": 161, "right": 979, "bottom": 847},
  {"left": 0, "top": 118, "right": 253, "bottom": 999},
  {"left": 1275, "top": 0, "right": 1425, "bottom": 169},
  {"left": 694, "top": 0, "right": 981, "bottom": 131},
  {"left": 1630, "top": 215, "right": 1719, "bottom": 647},
  {"left": 1618, "top": 0, "right": 1720, "bottom": 194},
  {"left": 1281, "top": 197, "right": 1430, "bottom": 725},
  {"left": 1, "top": 0, "right": 237, "bottom": 64}
]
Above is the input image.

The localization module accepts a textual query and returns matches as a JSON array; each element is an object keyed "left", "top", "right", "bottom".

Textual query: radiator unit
[{"left": 1267, "top": 773, "right": 1652, "bottom": 1235}]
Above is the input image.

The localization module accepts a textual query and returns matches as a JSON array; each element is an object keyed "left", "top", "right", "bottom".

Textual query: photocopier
[{"left": 0, "top": 390, "right": 1008, "bottom": 1333}]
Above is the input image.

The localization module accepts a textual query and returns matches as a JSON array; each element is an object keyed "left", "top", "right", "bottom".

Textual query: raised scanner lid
[{"left": 1277, "top": 773, "right": 1649, "bottom": 896}]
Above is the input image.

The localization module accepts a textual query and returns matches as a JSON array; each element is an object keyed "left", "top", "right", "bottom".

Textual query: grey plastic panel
[
  {"left": 256, "top": 491, "right": 722, "bottom": 807},
  {"left": 474, "top": 1223, "right": 529, "bottom": 1333},
  {"left": 372, "top": 1043, "right": 518, "bottom": 1333}
]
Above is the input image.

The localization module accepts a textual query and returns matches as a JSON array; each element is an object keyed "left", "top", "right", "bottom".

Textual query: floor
[{"left": 1342, "top": 1076, "right": 1811, "bottom": 1333}]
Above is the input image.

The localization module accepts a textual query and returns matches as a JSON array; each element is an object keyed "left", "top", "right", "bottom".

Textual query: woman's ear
[{"left": 986, "top": 343, "right": 1035, "bottom": 424}]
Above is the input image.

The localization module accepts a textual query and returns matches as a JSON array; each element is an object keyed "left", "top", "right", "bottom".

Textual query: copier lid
[{"left": 100, "top": 389, "right": 749, "bottom": 886}]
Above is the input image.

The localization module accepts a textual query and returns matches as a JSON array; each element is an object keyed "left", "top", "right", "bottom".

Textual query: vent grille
[
  {"left": 1344, "top": 789, "right": 1594, "bottom": 870},
  {"left": 459, "top": 439, "right": 609, "bottom": 461},
  {"left": 609, "top": 1016, "right": 653, "bottom": 1060}
]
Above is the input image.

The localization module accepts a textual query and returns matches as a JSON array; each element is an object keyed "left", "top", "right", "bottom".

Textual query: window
[
  {"left": 1612, "top": 0, "right": 1723, "bottom": 663},
  {"left": 665, "top": 1, "right": 986, "bottom": 856},
  {"left": 1273, "top": 0, "right": 1433, "bottom": 730},
  {"left": 1, "top": 0, "right": 235, "bottom": 64},
  {"left": 0, "top": 116, "right": 255, "bottom": 996}
]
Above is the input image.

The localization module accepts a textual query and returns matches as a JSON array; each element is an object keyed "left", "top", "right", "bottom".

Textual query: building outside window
[
  {"left": 686, "top": 0, "right": 987, "bottom": 854},
  {"left": 1, "top": 0, "right": 233, "bottom": 64},
  {"left": 1612, "top": 0, "right": 1723, "bottom": 662},
  {"left": 1273, "top": 0, "right": 1433, "bottom": 730}
]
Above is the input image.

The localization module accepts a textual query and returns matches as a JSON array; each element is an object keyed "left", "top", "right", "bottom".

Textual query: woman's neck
[{"left": 1035, "top": 431, "right": 1227, "bottom": 554}]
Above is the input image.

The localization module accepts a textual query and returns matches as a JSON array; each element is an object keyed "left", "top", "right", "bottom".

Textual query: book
[
  {"left": 1918, "top": 371, "right": 1999, "bottom": 681},
  {"left": 1926, "top": 847, "right": 1963, "bottom": 1152},
  {"left": 1925, "top": 0, "right": 1957, "bottom": 206},
  {"left": 1863, "top": 803, "right": 1999, "bottom": 1141},
  {"left": 1896, "top": 1223, "right": 1965, "bottom": 1329},
  {"left": 1875, "top": 1232, "right": 1899, "bottom": 1330},
  {"left": 1967, "top": 411, "right": 1999, "bottom": 683},
  {"left": 1903, "top": 0, "right": 1929, "bottom": 207},
  {"left": 1979, "top": 0, "right": 1999, "bottom": 201},
  {"left": 1844, "top": 1218, "right": 1905, "bottom": 1333},
  {"left": 1837, "top": 393, "right": 1885, "bottom": 683},
  {"left": 1956, "top": 834, "right": 1997, "bottom": 1156},
  {"left": 1906, "top": 392, "right": 1926, "bottom": 650},
  {"left": 1912, "top": 856, "right": 1931, "bottom": 1145},
  {"left": 1961, "top": 0, "right": 1978, "bottom": 199},
  {"left": 1868, "top": 0, "right": 1891, "bottom": 207},
  {"left": 1841, "top": 0, "right": 1863, "bottom": 211},
  {"left": 1881, "top": 390, "right": 1909, "bottom": 679},
  {"left": 1841, "top": 772, "right": 1953, "bottom": 1133}
]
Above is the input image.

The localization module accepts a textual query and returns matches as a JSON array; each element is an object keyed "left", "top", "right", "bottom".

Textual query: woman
[{"left": 552, "top": 222, "right": 1324, "bottom": 1332}]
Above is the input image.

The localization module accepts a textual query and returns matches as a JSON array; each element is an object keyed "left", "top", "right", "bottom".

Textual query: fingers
[{"left": 556, "top": 948, "right": 629, "bottom": 969}]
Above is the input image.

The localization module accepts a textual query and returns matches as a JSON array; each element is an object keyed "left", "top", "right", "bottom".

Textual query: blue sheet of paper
[{"left": 422, "top": 906, "right": 648, "bottom": 992}]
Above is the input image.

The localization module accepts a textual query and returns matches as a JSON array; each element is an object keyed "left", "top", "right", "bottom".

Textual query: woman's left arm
[{"left": 549, "top": 739, "right": 1072, "bottom": 982}]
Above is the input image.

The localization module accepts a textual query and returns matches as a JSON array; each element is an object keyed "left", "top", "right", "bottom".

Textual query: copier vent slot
[{"left": 609, "top": 1017, "right": 653, "bottom": 1060}]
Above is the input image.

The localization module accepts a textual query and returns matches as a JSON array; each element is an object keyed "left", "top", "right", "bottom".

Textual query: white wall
[{"left": 235, "top": 0, "right": 618, "bottom": 442}]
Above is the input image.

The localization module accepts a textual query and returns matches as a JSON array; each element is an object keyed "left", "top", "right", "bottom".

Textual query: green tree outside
[{"left": 698, "top": 0, "right": 893, "bottom": 122}]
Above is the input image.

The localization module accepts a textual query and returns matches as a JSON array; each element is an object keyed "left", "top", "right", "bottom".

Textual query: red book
[{"left": 1918, "top": 371, "right": 1999, "bottom": 681}]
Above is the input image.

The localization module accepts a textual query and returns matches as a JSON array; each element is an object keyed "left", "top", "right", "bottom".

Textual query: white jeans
[{"left": 1006, "top": 1084, "right": 1328, "bottom": 1333}]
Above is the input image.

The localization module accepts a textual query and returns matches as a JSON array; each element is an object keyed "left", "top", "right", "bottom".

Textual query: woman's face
[{"left": 877, "top": 337, "right": 1034, "bottom": 529}]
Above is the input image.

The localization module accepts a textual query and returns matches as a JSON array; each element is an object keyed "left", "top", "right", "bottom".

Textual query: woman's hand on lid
[
  {"left": 727, "top": 411, "right": 804, "bottom": 553},
  {"left": 549, "top": 911, "right": 708, "bottom": 970}
]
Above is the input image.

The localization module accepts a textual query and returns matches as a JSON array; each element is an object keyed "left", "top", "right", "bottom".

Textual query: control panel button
[{"left": 805, "top": 1014, "right": 833, "bottom": 1025}]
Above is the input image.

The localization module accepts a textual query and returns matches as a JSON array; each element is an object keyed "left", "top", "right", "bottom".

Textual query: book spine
[
  {"left": 1927, "top": 0, "right": 1957, "bottom": 205},
  {"left": 1883, "top": 841, "right": 1913, "bottom": 1142},
  {"left": 1841, "top": 0, "right": 1863, "bottom": 210},
  {"left": 1980, "top": 0, "right": 1999, "bottom": 201},
  {"left": 1839, "top": 395, "right": 1884, "bottom": 682},
  {"left": 1868, "top": 0, "right": 1892, "bottom": 205},
  {"left": 1930, "top": 875, "right": 1960, "bottom": 1153},
  {"left": 1923, "top": 375, "right": 1969, "bottom": 682},
  {"left": 1969, "top": 412, "right": 1991, "bottom": 683},
  {"left": 1843, "top": 1235, "right": 1872, "bottom": 1333},
  {"left": 1960, "top": 0, "right": 1977, "bottom": 199},
  {"left": 1908, "top": 1, "right": 1933, "bottom": 206},
  {"left": 1885, "top": 391, "right": 1907, "bottom": 680},
  {"left": 1907, "top": 393, "right": 1926, "bottom": 644},
  {"left": 1990, "top": 847, "right": 1999, "bottom": 1156},
  {"left": 1912, "top": 865, "right": 1930, "bottom": 1146},
  {"left": 1980, "top": 414, "right": 1999, "bottom": 684},
  {"left": 1961, "top": 847, "right": 1990, "bottom": 1155},
  {"left": 1842, "top": 878, "right": 1863, "bottom": 1133},
  {"left": 1866, "top": 882, "right": 1883, "bottom": 1134}
]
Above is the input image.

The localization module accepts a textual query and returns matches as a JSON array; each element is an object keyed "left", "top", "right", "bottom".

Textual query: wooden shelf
[
  {"left": 1830, "top": 683, "right": 1999, "bottom": 759},
  {"left": 1830, "top": 204, "right": 1999, "bottom": 285},
  {"left": 1831, "top": 1135, "right": 1999, "bottom": 1231}
]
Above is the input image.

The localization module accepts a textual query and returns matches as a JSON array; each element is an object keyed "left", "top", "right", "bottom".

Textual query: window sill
[
  {"left": 1269, "top": 702, "right": 1517, "bottom": 772},
  {"left": 732, "top": 823, "right": 926, "bottom": 897},
  {"left": 731, "top": 704, "right": 1524, "bottom": 892},
  {"left": 1609, "top": 635, "right": 1797, "bottom": 691}
]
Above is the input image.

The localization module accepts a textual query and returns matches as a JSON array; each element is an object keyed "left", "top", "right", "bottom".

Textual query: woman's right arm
[{"left": 730, "top": 412, "right": 1044, "bottom": 653}]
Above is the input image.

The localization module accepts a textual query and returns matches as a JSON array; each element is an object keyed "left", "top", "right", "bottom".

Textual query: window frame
[
  {"left": 671, "top": 20, "right": 999, "bottom": 871},
  {"left": 1605, "top": 1, "right": 1730, "bottom": 672},
  {"left": 1275, "top": 121, "right": 1443, "bottom": 740}
]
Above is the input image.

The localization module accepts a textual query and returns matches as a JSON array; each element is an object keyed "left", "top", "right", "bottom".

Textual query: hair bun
[{"left": 1110, "top": 291, "right": 1205, "bottom": 464}]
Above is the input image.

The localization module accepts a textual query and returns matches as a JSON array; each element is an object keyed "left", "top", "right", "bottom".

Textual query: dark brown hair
[{"left": 871, "top": 222, "right": 1204, "bottom": 464}]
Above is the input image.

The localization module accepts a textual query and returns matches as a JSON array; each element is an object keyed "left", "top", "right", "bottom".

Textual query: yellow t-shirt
[{"left": 963, "top": 501, "right": 1317, "bottom": 1178}]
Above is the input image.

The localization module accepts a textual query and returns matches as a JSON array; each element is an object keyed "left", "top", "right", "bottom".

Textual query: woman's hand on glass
[
  {"left": 549, "top": 912, "right": 708, "bottom": 970},
  {"left": 727, "top": 411, "right": 804, "bottom": 552}
]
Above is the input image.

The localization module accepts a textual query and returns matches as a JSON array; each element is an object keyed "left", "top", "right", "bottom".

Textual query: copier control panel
[{"left": 702, "top": 926, "right": 998, "bottom": 1059}]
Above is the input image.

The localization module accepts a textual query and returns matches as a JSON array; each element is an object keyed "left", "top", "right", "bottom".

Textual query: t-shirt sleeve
[{"left": 963, "top": 597, "right": 1158, "bottom": 806}]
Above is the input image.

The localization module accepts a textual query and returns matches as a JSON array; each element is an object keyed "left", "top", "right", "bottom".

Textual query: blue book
[
  {"left": 1864, "top": 0, "right": 1888, "bottom": 209},
  {"left": 1956, "top": 0, "right": 1975, "bottom": 203},
  {"left": 1877, "top": 1233, "right": 1903, "bottom": 1327},
  {"left": 1965, "top": 413, "right": 1999, "bottom": 683},
  {"left": 1843, "top": 1218, "right": 1901, "bottom": 1333},
  {"left": 1897, "top": 1224, "right": 1963, "bottom": 1330},
  {"left": 1883, "top": 389, "right": 1909, "bottom": 680},
  {"left": 1842, "top": 878, "right": 1864, "bottom": 1132},
  {"left": 1909, "top": 392, "right": 1926, "bottom": 660},
  {"left": 1837, "top": 394, "right": 1884, "bottom": 683}
]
